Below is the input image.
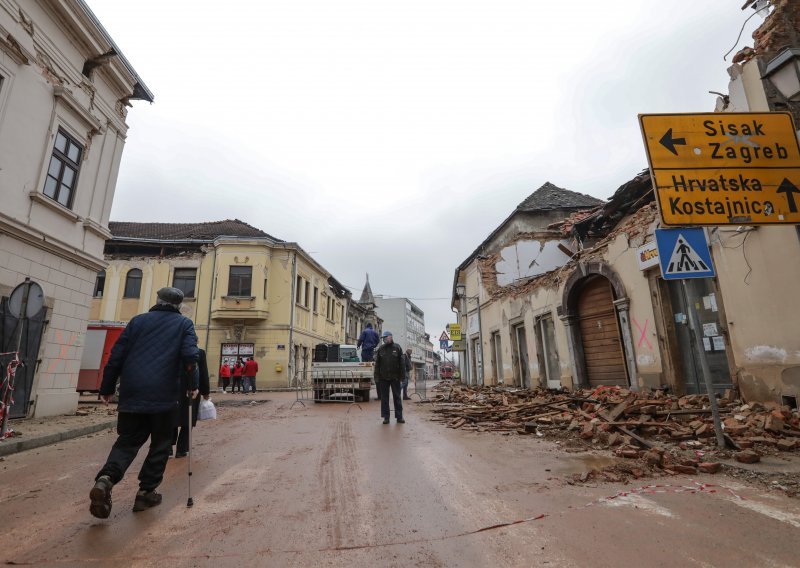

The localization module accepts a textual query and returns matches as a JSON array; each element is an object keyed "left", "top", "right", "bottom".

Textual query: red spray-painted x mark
[{"left": 632, "top": 318, "right": 653, "bottom": 349}]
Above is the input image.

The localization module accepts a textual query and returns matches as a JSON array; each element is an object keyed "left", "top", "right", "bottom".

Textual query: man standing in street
[
  {"left": 357, "top": 322, "right": 379, "bottom": 362},
  {"left": 89, "top": 287, "right": 199, "bottom": 519},
  {"left": 374, "top": 331, "right": 405, "bottom": 424},
  {"left": 244, "top": 356, "right": 259, "bottom": 394},
  {"left": 401, "top": 347, "right": 412, "bottom": 400}
]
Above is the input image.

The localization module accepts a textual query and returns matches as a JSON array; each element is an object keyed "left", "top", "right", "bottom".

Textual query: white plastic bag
[{"left": 198, "top": 398, "right": 216, "bottom": 421}]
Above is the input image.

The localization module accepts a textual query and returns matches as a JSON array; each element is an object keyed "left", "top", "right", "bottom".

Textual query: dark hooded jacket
[{"left": 100, "top": 304, "right": 199, "bottom": 413}]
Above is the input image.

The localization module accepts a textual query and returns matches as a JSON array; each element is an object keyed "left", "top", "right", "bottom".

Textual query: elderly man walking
[
  {"left": 374, "top": 330, "right": 405, "bottom": 424},
  {"left": 89, "top": 287, "right": 199, "bottom": 519}
]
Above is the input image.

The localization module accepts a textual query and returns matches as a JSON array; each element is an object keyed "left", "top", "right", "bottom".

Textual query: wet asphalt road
[{"left": 1, "top": 391, "right": 799, "bottom": 567}]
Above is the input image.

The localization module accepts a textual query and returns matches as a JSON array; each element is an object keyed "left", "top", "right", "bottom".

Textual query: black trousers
[
  {"left": 378, "top": 379, "right": 403, "bottom": 420},
  {"left": 172, "top": 395, "right": 200, "bottom": 454},
  {"left": 96, "top": 409, "right": 177, "bottom": 491}
]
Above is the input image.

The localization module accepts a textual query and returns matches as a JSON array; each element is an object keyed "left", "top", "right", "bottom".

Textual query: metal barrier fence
[
  {"left": 411, "top": 369, "right": 427, "bottom": 401},
  {"left": 291, "top": 369, "right": 371, "bottom": 410}
]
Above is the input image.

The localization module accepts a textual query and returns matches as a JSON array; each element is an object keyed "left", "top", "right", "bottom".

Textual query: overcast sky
[{"left": 89, "top": 0, "right": 764, "bottom": 349}]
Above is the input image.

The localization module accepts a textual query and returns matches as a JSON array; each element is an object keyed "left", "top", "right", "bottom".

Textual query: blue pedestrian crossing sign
[{"left": 655, "top": 228, "right": 715, "bottom": 280}]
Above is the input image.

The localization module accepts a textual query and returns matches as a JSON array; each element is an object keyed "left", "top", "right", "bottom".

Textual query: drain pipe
[
  {"left": 475, "top": 262, "right": 486, "bottom": 386},
  {"left": 286, "top": 249, "right": 298, "bottom": 386},
  {"left": 203, "top": 243, "right": 218, "bottom": 354}
]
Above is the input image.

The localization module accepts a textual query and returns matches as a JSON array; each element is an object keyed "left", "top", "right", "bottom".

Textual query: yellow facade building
[{"left": 90, "top": 220, "right": 349, "bottom": 388}]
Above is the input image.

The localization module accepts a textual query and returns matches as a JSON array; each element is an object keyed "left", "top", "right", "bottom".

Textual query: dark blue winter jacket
[
  {"left": 357, "top": 326, "right": 379, "bottom": 351},
  {"left": 100, "top": 305, "right": 199, "bottom": 413}
]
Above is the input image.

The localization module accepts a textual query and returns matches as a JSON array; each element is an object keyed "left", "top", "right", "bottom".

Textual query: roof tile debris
[
  {"left": 108, "top": 219, "right": 282, "bottom": 242},
  {"left": 571, "top": 170, "right": 653, "bottom": 239}
]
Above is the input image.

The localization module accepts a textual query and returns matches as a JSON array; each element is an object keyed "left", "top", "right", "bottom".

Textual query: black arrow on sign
[
  {"left": 776, "top": 178, "right": 800, "bottom": 213},
  {"left": 659, "top": 128, "right": 686, "bottom": 156}
]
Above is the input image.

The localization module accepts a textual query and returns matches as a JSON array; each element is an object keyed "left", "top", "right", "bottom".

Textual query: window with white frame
[{"left": 43, "top": 129, "right": 83, "bottom": 208}]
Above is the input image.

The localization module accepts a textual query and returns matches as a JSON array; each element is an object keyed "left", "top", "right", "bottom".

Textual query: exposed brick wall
[
  {"left": 752, "top": 0, "right": 800, "bottom": 59},
  {"left": 750, "top": 0, "right": 800, "bottom": 124}
]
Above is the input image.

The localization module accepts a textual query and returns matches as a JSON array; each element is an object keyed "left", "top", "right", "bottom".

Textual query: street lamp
[
  {"left": 454, "top": 283, "right": 468, "bottom": 384},
  {"left": 763, "top": 48, "right": 800, "bottom": 102}
]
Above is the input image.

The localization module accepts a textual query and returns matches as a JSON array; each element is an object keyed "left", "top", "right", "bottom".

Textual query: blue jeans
[
  {"left": 400, "top": 379, "right": 409, "bottom": 399},
  {"left": 242, "top": 376, "right": 252, "bottom": 393}
]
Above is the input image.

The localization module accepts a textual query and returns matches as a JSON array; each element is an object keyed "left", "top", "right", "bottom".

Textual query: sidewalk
[
  {"left": 0, "top": 396, "right": 118, "bottom": 458},
  {"left": 0, "top": 390, "right": 271, "bottom": 458}
]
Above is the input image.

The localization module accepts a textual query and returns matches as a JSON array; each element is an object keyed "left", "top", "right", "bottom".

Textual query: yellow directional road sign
[
  {"left": 449, "top": 324, "right": 461, "bottom": 341},
  {"left": 639, "top": 112, "right": 800, "bottom": 226}
]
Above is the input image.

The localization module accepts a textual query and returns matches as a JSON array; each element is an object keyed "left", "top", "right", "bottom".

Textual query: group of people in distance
[{"left": 217, "top": 356, "right": 259, "bottom": 394}]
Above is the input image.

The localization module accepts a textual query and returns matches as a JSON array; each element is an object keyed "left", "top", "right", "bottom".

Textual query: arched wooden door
[{"left": 577, "top": 276, "right": 628, "bottom": 387}]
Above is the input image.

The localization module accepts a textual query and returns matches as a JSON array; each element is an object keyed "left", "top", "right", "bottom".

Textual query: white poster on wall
[{"left": 468, "top": 313, "right": 479, "bottom": 335}]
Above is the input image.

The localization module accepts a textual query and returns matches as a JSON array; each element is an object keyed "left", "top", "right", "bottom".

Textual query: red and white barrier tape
[{"left": 0, "top": 352, "right": 21, "bottom": 437}]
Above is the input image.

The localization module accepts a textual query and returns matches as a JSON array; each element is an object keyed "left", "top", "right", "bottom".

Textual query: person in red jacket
[
  {"left": 219, "top": 361, "right": 231, "bottom": 393},
  {"left": 243, "top": 357, "right": 259, "bottom": 394},
  {"left": 232, "top": 358, "right": 245, "bottom": 393}
]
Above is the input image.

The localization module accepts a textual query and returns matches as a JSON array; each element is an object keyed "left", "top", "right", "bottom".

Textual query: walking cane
[{"left": 187, "top": 394, "right": 194, "bottom": 508}]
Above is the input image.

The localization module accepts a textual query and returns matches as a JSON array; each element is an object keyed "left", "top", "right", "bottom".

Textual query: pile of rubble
[{"left": 429, "top": 382, "right": 800, "bottom": 484}]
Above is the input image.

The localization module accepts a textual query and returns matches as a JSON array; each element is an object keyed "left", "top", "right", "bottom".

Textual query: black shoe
[
  {"left": 133, "top": 490, "right": 163, "bottom": 512},
  {"left": 174, "top": 451, "right": 187, "bottom": 458},
  {"left": 382, "top": 418, "right": 389, "bottom": 424},
  {"left": 397, "top": 418, "right": 406, "bottom": 424},
  {"left": 89, "top": 475, "right": 113, "bottom": 519}
]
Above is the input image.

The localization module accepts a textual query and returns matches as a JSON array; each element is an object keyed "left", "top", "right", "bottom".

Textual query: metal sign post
[
  {"left": 682, "top": 279, "right": 726, "bottom": 449},
  {"left": 653, "top": 234, "right": 725, "bottom": 449}
]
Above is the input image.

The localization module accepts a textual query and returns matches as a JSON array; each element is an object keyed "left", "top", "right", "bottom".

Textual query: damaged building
[
  {"left": 451, "top": 0, "right": 800, "bottom": 405},
  {"left": 453, "top": 170, "right": 800, "bottom": 404},
  {"left": 0, "top": 0, "right": 151, "bottom": 417},
  {"left": 91, "top": 220, "right": 354, "bottom": 389}
]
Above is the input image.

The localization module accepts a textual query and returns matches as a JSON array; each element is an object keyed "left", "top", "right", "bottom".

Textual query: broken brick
[
  {"left": 643, "top": 450, "right": 664, "bottom": 467},
  {"left": 735, "top": 450, "right": 761, "bottom": 464},
  {"left": 616, "top": 449, "right": 640, "bottom": 459},
  {"left": 698, "top": 462, "right": 722, "bottom": 474},
  {"left": 765, "top": 415, "right": 784, "bottom": 433}
]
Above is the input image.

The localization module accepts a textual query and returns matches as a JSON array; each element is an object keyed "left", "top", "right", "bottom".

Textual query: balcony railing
[{"left": 211, "top": 296, "right": 268, "bottom": 319}]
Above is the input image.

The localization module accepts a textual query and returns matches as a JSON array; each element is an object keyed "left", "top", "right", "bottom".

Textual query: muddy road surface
[{"left": 1, "top": 391, "right": 799, "bottom": 567}]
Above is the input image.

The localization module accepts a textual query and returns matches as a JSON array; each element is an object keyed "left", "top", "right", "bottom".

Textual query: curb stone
[{"left": 0, "top": 420, "right": 117, "bottom": 458}]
